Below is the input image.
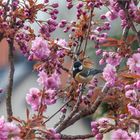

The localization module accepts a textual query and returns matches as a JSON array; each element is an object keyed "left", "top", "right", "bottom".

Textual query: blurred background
[{"left": 0, "top": 0, "right": 122, "bottom": 139}]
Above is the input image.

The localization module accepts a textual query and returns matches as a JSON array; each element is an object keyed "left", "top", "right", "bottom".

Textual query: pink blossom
[
  {"left": 99, "top": 59, "right": 105, "bottom": 65},
  {"left": 103, "top": 64, "right": 116, "bottom": 86},
  {"left": 57, "top": 39, "right": 68, "bottom": 49},
  {"left": 44, "top": 72, "right": 61, "bottom": 89},
  {"left": 106, "top": 52, "right": 121, "bottom": 66},
  {"left": 26, "top": 88, "right": 40, "bottom": 111},
  {"left": 91, "top": 121, "right": 98, "bottom": 129},
  {"left": 0, "top": 116, "right": 20, "bottom": 139},
  {"left": 95, "top": 133, "right": 103, "bottom": 140},
  {"left": 30, "top": 37, "right": 50, "bottom": 60},
  {"left": 97, "top": 118, "right": 109, "bottom": 128},
  {"left": 136, "top": 80, "right": 140, "bottom": 89},
  {"left": 131, "top": 132, "right": 140, "bottom": 140},
  {"left": 45, "top": 89, "right": 57, "bottom": 105},
  {"left": 91, "top": 128, "right": 99, "bottom": 136},
  {"left": 5, "top": 122, "right": 20, "bottom": 136},
  {"left": 125, "top": 90, "right": 137, "bottom": 101},
  {"left": 96, "top": 49, "right": 102, "bottom": 55},
  {"left": 37, "top": 70, "right": 48, "bottom": 86},
  {"left": 105, "top": 11, "right": 118, "bottom": 21},
  {"left": 48, "top": 128, "right": 61, "bottom": 140},
  {"left": 0, "top": 116, "right": 8, "bottom": 139},
  {"left": 112, "top": 129, "right": 131, "bottom": 140},
  {"left": 125, "top": 84, "right": 133, "bottom": 91},
  {"left": 97, "top": 37, "right": 106, "bottom": 44},
  {"left": 127, "top": 104, "right": 140, "bottom": 118},
  {"left": 118, "top": 10, "right": 126, "bottom": 20},
  {"left": 91, "top": 121, "right": 99, "bottom": 136},
  {"left": 127, "top": 53, "right": 140, "bottom": 74},
  {"left": 37, "top": 71, "right": 61, "bottom": 89}
]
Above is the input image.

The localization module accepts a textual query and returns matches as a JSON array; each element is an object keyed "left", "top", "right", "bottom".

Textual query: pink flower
[
  {"left": 0, "top": 116, "right": 20, "bottom": 139},
  {"left": 127, "top": 53, "right": 140, "bottom": 74},
  {"left": 125, "top": 90, "right": 137, "bottom": 101},
  {"left": 103, "top": 64, "right": 116, "bottom": 86},
  {"left": 37, "top": 70, "right": 48, "bottom": 86},
  {"left": 45, "top": 89, "right": 57, "bottom": 105},
  {"left": 37, "top": 71, "right": 61, "bottom": 89},
  {"left": 118, "top": 10, "right": 126, "bottom": 20},
  {"left": 5, "top": 122, "right": 20, "bottom": 136},
  {"left": 105, "top": 11, "right": 118, "bottom": 21},
  {"left": 96, "top": 49, "right": 102, "bottom": 55},
  {"left": 91, "top": 128, "right": 99, "bottom": 136},
  {"left": 136, "top": 80, "right": 140, "bottom": 89},
  {"left": 45, "top": 72, "right": 61, "bottom": 89},
  {"left": 95, "top": 133, "right": 103, "bottom": 140},
  {"left": 97, "top": 118, "right": 109, "bottom": 128},
  {"left": 125, "top": 84, "right": 133, "bottom": 91},
  {"left": 57, "top": 39, "right": 69, "bottom": 50},
  {"left": 106, "top": 52, "right": 121, "bottom": 66},
  {"left": 91, "top": 121, "right": 98, "bottom": 129},
  {"left": 112, "top": 129, "right": 131, "bottom": 140},
  {"left": 127, "top": 104, "right": 140, "bottom": 118},
  {"left": 26, "top": 88, "right": 40, "bottom": 111},
  {"left": 131, "top": 132, "right": 140, "bottom": 140},
  {"left": 0, "top": 116, "right": 8, "bottom": 139},
  {"left": 30, "top": 37, "right": 50, "bottom": 60},
  {"left": 48, "top": 128, "right": 61, "bottom": 140}
]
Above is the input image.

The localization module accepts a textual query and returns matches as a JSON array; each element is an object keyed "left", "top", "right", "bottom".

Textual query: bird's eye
[
  {"left": 79, "top": 65, "right": 83, "bottom": 70},
  {"left": 73, "top": 67, "right": 75, "bottom": 71}
]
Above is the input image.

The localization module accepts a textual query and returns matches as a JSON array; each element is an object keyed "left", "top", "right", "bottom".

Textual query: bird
[{"left": 72, "top": 60, "right": 102, "bottom": 83}]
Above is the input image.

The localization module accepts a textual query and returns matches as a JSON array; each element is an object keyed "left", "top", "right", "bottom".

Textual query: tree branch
[
  {"left": 56, "top": 84, "right": 109, "bottom": 133},
  {"left": 60, "top": 133, "right": 94, "bottom": 140},
  {"left": 56, "top": 85, "right": 84, "bottom": 132},
  {"left": 60, "top": 125, "right": 113, "bottom": 139},
  {"left": 42, "top": 97, "right": 72, "bottom": 125},
  {"left": 6, "top": 40, "right": 15, "bottom": 122}
]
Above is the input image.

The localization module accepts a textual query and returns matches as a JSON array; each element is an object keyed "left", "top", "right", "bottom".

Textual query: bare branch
[
  {"left": 42, "top": 97, "right": 72, "bottom": 125},
  {"left": 83, "top": 9, "right": 94, "bottom": 55},
  {"left": 60, "top": 125, "right": 113, "bottom": 139},
  {"left": 60, "top": 133, "right": 94, "bottom": 140},
  {"left": 56, "top": 84, "right": 109, "bottom": 133},
  {"left": 56, "top": 85, "right": 84, "bottom": 132},
  {"left": 6, "top": 40, "right": 15, "bottom": 122}
]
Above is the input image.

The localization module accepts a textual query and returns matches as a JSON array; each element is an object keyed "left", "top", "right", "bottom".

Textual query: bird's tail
[{"left": 90, "top": 69, "right": 103, "bottom": 76}]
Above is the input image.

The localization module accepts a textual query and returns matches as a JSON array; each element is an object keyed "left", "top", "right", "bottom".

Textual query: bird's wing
[
  {"left": 79, "top": 68, "right": 91, "bottom": 77},
  {"left": 90, "top": 69, "right": 103, "bottom": 76},
  {"left": 79, "top": 69, "right": 102, "bottom": 77}
]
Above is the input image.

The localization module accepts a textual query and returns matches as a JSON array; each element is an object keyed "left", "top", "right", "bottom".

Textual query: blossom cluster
[
  {"left": 91, "top": 118, "right": 140, "bottom": 140},
  {"left": 26, "top": 37, "right": 69, "bottom": 111},
  {"left": 0, "top": 116, "right": 20, "bottom": 140}
]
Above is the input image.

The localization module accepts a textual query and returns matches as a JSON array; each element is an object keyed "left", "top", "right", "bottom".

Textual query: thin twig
[
  {"left": 42, "top": 98, "right": 72, "bottom": 125},
  {"left": 122, "top": 26, "right": 129, "bottom": 41},
  {"left": 129, "top": 21, "right": 140, "bottom": 47},
  {"left": 59, "top": 65, "right": 70, "bottom": 74},
  {"left": 54, "top": 112, "right": 66, "bottom": 128},
  {"left": 56, "top": 85, "right": 84, "bottom": 132},
  {"left": 6, "top": 40, "right": 15, "bottom": 122},
  {"left": 119, "top": 1, "right": 140, "bottom": 47},
  {"left": 83, "top": 9, "right": 94, "bottom": 56},
  {"left": 77, "top": 36, "right": 83, "bottom": 55}
]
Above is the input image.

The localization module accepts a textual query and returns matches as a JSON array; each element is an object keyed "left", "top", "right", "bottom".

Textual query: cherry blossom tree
[{"left": 0, "top": 0, "right": 140, "bottom": 139}]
